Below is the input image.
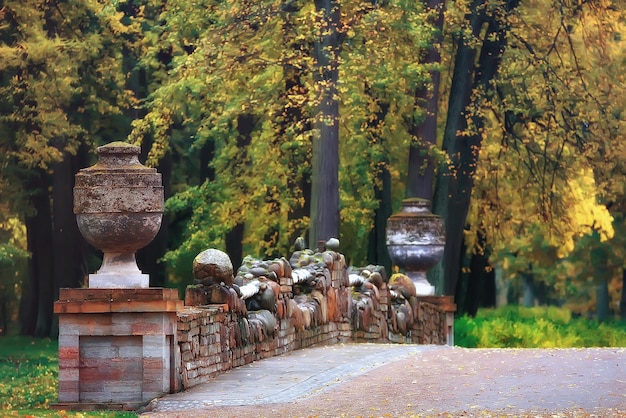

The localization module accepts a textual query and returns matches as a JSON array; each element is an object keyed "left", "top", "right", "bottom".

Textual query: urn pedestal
[
  {"left": 53, "top": 288, "right": 182, "bottom": 410},
  {"left": 386, "top": 198, "right": 445, "bottom": 296},
  {"left": 73, "top": 142, "right": 164, "bottom": 288},
  {"left": 55, "top": 142, "right": 179, "bottom": 411}
]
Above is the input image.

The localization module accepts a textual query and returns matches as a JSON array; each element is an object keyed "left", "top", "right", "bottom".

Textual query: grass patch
[
  {"left": 455, "top": 305, "right": 626, "bottom": 348},
  {"left": 0, "top": 335, "right": 58, "bottom": 411},
  {"left": 0, "top": 334, "right": 136, "bottom": 417}
]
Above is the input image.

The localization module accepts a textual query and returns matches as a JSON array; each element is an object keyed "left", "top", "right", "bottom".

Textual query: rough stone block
[
  {"left": 142, "top": 335, "right": 167, "bottom": 358},
  {"left": 59, "top": 367, "right": 79, "bottom": 382},
  {"left": 57, "top": 380, "right": 79, "bottom": 403}
]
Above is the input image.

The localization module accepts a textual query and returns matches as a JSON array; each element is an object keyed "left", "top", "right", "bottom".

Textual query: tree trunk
[
  {"left": 20, "top": 172, "right": 54, "bottom": 337},
  {"left": 406, "top": 0, "right": 445, "bottom": 201},
  {"left": 224, "top": 113, "right": 255, "bottom": 266},
  {"left": 620, "top": 269, "right": 626, "bottom": 321},
  {"left": 534, "top": 280, "right": 548, "bottom": 306},
  {"left": 310, "top": 0, "right": 340, "bottom": 248},
  {"left": 282, "top": 66, "right": 311, "bottom": 249},
  {"left": 431, "top": 1, "right": 484, "bottom": 296},
  {"left": 522, "top": 273, "right": 535, "bottom": 307},
  {"left": 494, "top": 266, "right": 508, "bottom": 307},
  {"left": 433, "top": 0, "right": 519, "bottom": 296},
  {"left": 592, "top": 242, "right": 610, "bottom": 321},
  {"left": 225, "top": 224, "right": 245, "bottom": 270},
  {"left": 49, "top": 151, "right": 89, "bottom": 337},
  {"left": 200, "top": 139, "right": 216, "bottom": 183},
  {"left": 463, "top": 233, "right": 495, "bottom": 316},
  {"left": 596, "top": 280, "right": 610, "bottom": 322},
  {"left": 364, "top": 91, "right": 392, "bottom": 271},
  {"left": 367, "top": 163, "right": 392, "bottom": 274},
  {"left": 0, "top": 298, "right": 6, "bottom": 336}
]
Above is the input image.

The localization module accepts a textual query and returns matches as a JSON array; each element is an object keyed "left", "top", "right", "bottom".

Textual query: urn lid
[
  {"left": 99, "top": 141, "right": 140, "bottom": 153},
  {"left": 81, "top": 141, "right": 154, "bottom": 172},
  {"left": 388, "top": 198, "right": 437, "bottom": 218},
  {"left": 400, "top": 197, "right": 431, "bottom": 213}
]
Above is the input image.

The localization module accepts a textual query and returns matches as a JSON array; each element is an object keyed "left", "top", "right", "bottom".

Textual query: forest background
[{"left": 1, "top": 0, "right": 626, "bottom": 338}]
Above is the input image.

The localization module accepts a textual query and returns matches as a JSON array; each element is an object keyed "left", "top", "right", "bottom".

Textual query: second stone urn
[
  {"left": 386, "top": 198, "right": 445, "bottom": 296},
  {"left": 74, "top": 142, "right": 164, "bottom": 288}
]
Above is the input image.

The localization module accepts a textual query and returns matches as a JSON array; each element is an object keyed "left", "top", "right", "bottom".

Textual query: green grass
[
  {"left": 0, "top": 334, "right": 136, "bottom": 417},
  {"left": 455, "top": 305, "right": 626, "bottom": 348},
  {"left": 0, "top": 335, "right": 58, "bottom": 411}
]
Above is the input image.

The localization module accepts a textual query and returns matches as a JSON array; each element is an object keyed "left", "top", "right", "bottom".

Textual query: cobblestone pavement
[{"left": 141, "top": 344, "right": 626, "bottom": 417}]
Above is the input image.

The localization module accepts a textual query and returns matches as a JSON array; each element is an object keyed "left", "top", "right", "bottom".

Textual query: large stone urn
[
  {"left": 73, "top": 141, "right": 164, "bottom": 288},
  {"left": 386, "top": 198, "right": 445, "bottom": 295}
]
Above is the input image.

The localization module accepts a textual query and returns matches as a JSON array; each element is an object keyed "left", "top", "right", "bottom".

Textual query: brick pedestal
[
  {"left": 416, "top": 295, "right": 457, "bottom": 345},
  {"left": 53, "top": 288, "right": 183, "bottom": 410}
]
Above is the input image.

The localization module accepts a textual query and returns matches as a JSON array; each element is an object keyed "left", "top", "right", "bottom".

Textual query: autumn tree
[
  {"left": 132, "top": 0, "right": 319, "bottom": 275},
  {"left": 132, "top": 0, "right": 435, "bottom": 276},
  {"left": 0, "top": 0, "right": 142, "bottom": 336},
  {"left": 446, "top": 0, "right": 626, "bottom": 316}
]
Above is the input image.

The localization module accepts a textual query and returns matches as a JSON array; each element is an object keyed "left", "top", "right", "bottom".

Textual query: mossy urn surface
[
  {"left": 386, "top": 198, "right": 445, "bottom": 295},
  {"left": 73, "top": 142, "right": 164, "bottom": 288}
]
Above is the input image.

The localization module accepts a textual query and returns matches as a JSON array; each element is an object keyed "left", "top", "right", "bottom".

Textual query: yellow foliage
[{"left": 464, "top": 0, "right": 625, "bottom": 271}]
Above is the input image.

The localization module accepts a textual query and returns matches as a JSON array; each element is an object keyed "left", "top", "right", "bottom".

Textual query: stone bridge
[
  {"left": 54, "top": 244, "right": 454, "bottom": 410},
  {"left": 53, "top": 141, "right": 454, "bottom": 411}
]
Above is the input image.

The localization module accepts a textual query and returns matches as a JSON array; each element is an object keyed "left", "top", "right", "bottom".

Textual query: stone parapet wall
[
  {"left": 175, "top": 250, "right": 455, "bottom": 391},
  {"left": 386, "top": 300, "right": 448, "bottom": 344},
  {"left": 176, "top": 305, "right": 349, "bottom": 389}
]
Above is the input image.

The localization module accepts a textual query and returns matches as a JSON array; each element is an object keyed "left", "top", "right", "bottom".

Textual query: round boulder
[
  {"left": 325, "top": 237, "right": 340, "bottom": 251},
  {"left": 193, "top": 249, "right": 234, "bottom": 286}
]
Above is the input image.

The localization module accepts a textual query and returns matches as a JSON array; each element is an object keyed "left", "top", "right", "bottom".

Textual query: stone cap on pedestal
[
  {"left": 54, "top": 288, "right": 182, "bottom": 314},
  {"left": 415, "top": 295, "right": 457, "bottom": 313}
]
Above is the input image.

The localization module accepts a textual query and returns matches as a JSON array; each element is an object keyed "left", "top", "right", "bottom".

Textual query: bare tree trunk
[
  {"left": 522, "top": 273, "right": 535, "bottom": 307},
  {"left": 431, "top": 0, "right": 484, "bottom": 296},
  {"left": 592, "top": 242, "right": 610, "bottom": 322},
  {"left": 50, "top": 151, "right": 90, "bottom": 337},
  {"left": 310, "top": 0, "right": 340, "bottom": 248},
  {"left": 20, "top": 172, "right": 54, "bottom": 337},
  {"left": 227, "top": 113, "right": 255, "bottom": 267},
  {"left": 368, "top": 163, "right": 392, "bottom": 273},
  {"left": 282, "top": 59, "right": 311, "bottom": 248},
  {"left": 462, "top": 232, "right": 495, "bottom": 316},
  {"left": 406, "top": 0, "right": 445, "bottom": 201},
  {"left": 433, "top": 0, "right": 519, "bottom": 296},
  {"left": 619, "top": 269, "right": 626, "bottom": 321},
  {"left": 0, "top": 298, "right": 6, "bottom": 336},
  {"left": 596, "top": 280, "right": 610, "bottom": 322},
  {"left": 225, "top": 224, "right": 245, "bottom": 270}
]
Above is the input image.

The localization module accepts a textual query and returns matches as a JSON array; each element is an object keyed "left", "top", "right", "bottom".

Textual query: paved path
[{"left": 142, "top": 344, "right": 626, "bottom": 417}]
